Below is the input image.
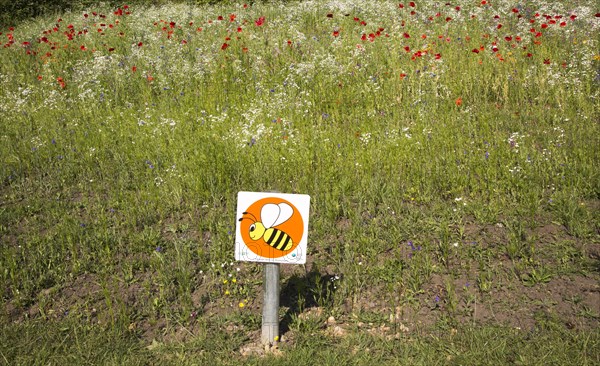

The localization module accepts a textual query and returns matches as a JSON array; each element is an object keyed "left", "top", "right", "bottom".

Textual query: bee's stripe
[
  {"left": 265, "top": 229, "right": 293, "bottom": 251},
  {"left": 280, "top": 236, "right": 292, "bottom": 251},
  {"left": 271, "top": 230, "right": 285, "bottom": 248},
  {"left": 264, "top": 230, "right": 275, "bottom": 244}
]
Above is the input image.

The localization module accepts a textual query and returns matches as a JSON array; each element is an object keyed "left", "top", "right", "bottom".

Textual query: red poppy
[
  {"left": 221, "top": 42, "right": 229, "bottom": 50},
  {"left": 472, "top": 48, "right": 480, "bottom": 53},
  {"left": 399, "top": 3, "right": 404, "bottom": 8},
  {"left": 80, "top": 45, "right": 86, "bottom": 51},
  {"left": 403, "top": 32, "right": 410, "bottom": 38},
  {"left": 445, "top": 17, "right": 452, "bottom": 22},
  {"left": 409, "top": 1, "right": 415, "bottom": 7},
  {"left": 526, "top": 53, "right": 532, "bottom": 57},
  {"left": 217, "top": 16, "right": 223, "bottom": 21},
  {"left": 543, "top": 59, "right": 550, "bottom": 64},
  {"left": 569, "top": 15, "right": 577, "bottom": 20},
  {"left": 455, "top": 97, "right": 462, "bottom": 106},
  {"left": 138, "top": 42, "right": 143, "bottom": 47},
  {"left": 404, "top": 46, "right": 410, "bottom": 52},
  {"left": 497, "top": 24, "right": 502, "bottom": 29},
  {"left": 333, "top": 30, "right": 339, "bottom": 37},
  {"left": 327, "top": 13, "right": 333, "bottom": 18},
  {"left": 237, "top": 27, "right": 242, "bottom": 32},
  {"left": 114, "top": 8, "right": 123, "bottom": 16},
  {"left": 255, "top": 16, "right": 265, "bottom": 26},
  {"left": 132, "top": 66, "right": 137, "bottom": 72},
  {"left": 434, "top": 53, "right": 441, "bottom": 59},
  {"left": 504, "top": 36, "right": 512, "bottom": 41},
  {"left": 37, "top": 75, "right": 42, "bottom": 81},
  {"left": 230, "top": 14, "right": 236, "bottom": 22}
]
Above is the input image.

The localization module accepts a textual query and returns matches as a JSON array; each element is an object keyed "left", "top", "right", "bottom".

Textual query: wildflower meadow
[{"left": 0, "top": 0, "right": 599, "bottom": 364}]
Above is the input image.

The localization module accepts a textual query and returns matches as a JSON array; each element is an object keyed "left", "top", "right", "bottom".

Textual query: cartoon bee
[{"left": 239, "top": 203, "right": 294, "bottom": 251}]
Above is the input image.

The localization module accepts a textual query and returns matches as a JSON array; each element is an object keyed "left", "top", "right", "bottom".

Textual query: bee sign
[{"left": 235, "top": 191, "right": 310, "bottom": 264}]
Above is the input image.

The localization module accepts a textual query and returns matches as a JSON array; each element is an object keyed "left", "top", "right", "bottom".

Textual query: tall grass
[{"left": 0, "top": 0, "right": 598, "bottom": 363}]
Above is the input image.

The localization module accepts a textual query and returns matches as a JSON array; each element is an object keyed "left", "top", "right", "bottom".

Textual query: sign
[{"left": 235, "top": 191, "right": 310, "bottom": 264}]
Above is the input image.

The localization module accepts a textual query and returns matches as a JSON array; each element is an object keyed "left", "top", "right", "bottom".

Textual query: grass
[
  {"left": 1, "top": 0, "right": 599, "bottom": 364},
  {"left": 1, "top": 317, "right": 598, "bottom": 365}
]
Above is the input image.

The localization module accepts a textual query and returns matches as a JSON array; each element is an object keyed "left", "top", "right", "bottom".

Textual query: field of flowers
[{"left": 1, "top": 0, "right": 599, "bottom": 364}]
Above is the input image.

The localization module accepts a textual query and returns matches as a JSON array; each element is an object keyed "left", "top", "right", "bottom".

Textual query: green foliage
[{"left": 0, "top": 0, "right": 598, "bottom": 363}]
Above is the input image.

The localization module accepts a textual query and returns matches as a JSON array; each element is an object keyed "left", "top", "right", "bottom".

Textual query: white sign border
[{"left": 235, "top": 191, "right": 310, "bottom": 264}]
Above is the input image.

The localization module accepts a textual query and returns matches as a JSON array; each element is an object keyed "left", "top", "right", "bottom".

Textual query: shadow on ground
[{"left": 279, "top": 264, "right": 337, "bottom": 334}]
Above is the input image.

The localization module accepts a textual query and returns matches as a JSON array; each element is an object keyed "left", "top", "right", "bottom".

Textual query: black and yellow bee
[{"left": 239, "top": 203, "right": 294, "bottom": 251}]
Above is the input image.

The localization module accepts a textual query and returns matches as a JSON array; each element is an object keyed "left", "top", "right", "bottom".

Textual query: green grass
[
  {"left": 2, "top": 317, "right": 598, "bottom": 365},
  {"left": 1, "top": 0, "right": 599, "bottom": 364}
]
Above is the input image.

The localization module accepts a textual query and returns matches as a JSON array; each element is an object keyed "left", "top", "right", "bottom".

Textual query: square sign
[{"left": 235, "top": 191, "right": 310, "bottom": 264}]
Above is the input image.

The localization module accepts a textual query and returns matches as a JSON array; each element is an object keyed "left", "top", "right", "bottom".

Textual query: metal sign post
[
  {"left": 261, "top": 263, "right": 280, "bottom": 345},
  {"left": 235, "top": 191, "right": 310, "bottom": 346}
]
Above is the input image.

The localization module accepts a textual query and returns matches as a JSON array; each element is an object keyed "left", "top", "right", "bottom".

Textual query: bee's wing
[{"left": 261, "top": 203, "right": 293, "bottom": 228}]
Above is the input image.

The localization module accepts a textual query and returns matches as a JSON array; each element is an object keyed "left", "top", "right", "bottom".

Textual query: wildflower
[
  {"left": 239, "top": 302, "right": 245, "bottom": 308},
  {"left": 455, "top": 97, "right": 462, "bottom": 106},
  {"left": 255, "top": 16, "right": 265, "bottom": 26}
]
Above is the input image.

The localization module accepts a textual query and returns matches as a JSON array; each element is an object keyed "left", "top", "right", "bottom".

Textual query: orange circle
[{"left": 239, "top": 197, "right": 304, "bottom": 259}]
